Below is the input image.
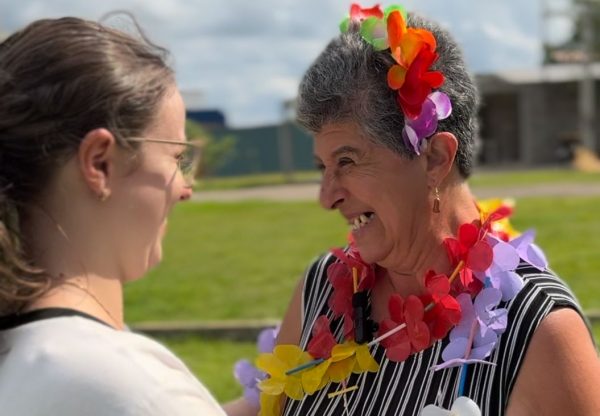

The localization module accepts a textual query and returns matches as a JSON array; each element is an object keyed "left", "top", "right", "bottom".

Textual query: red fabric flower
[
  {"left": 379, "top": 294, "right": 430, "bottom": 362},
  {"left": 445, "top": 223, "right": 493, "bottom": 272},
  {"left": 484, "top": 204, "right": 512, "bottom": 225},
  {"left": 307, "top": 316, "right": 337, "bottom": 359},
  {"left": 444, "top": 223, "right": 493, "bottom": 295},
  {"left": 327, "top": 261, "right": 354, "bottom": 318},
  {"left": 420, "top": 271, "right": 462, "bottom": 340},
  {"left": 327, "top": 246, "right": 376, "bottom": 340},
  {"left": 326, "top": 262, "right": 357, "bottom": 340},
  {"left": 397, "top": 45, "right": 445, "bottom": 119},
  {"left": 330, "top": 247, "right": 376, "bottom": 291},
  {"left": 349, "top": 3, "right": 384, "bottom": 21},
  {"left": 456, "top": 267, "right": 483, "bottom": 296},
  {"left": 481, "top": 203, "right": 513, "bottom": 241}
]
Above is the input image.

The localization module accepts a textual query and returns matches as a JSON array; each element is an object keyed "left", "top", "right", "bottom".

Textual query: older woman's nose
[{"left": 319, "top": 174, "right": 346, "bottom": 210}]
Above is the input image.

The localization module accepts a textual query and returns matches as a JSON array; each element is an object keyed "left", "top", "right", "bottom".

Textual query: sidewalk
[{"left": 192, "top": 181, "right": 600, "bottom": 202}]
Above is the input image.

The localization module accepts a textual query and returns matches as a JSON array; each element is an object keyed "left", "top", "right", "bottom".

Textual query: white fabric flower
[{"left": 421, "top": 396, "right": 481, "bottom": 416}]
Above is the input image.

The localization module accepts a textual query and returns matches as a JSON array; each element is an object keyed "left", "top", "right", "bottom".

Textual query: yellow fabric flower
[
  {"left": 256, "top": 345, "right": 312, "bottom": 400},
  {"left": 478, "top": 198, "right": 519, "bottom": 239},
  {"left": 330, "top": 341, "right": 380, "bottom": 383},
  {"left": 301, "top": 360, "right": 331, "bottom": 395},
  {"left": 259, "top": 392, "right": 282, "bottom": 416},
  {"left": 352, "top": 341, "right": 380, "bottom": 373},
  {"left": 303, "top": 341, "right": 380, "bottom": 390}
]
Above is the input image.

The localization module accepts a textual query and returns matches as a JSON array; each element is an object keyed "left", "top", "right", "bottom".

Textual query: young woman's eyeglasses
[{"left": 125, "top": 137, "right": 203, "bottom": 184}]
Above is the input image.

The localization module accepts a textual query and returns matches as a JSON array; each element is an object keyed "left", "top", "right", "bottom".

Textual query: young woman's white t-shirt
[{"left": 0, "top": 309, "right": 226, "bottom": 416}]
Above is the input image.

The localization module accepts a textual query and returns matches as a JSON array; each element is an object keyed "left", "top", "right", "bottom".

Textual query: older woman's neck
[
  {"left": 384, "top": 180, "right": 480, "bottom": 297},
  {"left": 439, "top": 180, "right": 481, "bottom": 239}
]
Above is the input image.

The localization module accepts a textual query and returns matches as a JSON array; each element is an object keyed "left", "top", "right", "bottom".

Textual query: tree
[
  {"left": 544, "top": 0, "right": 600, "bottom": 64},
  {"left": 185, "top": 119, "right": 236, "bottom": 178}
]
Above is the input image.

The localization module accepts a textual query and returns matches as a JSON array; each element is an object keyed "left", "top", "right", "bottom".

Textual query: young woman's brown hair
[{"left": 0, "top": 17, "right": 173, "bottom": 315}]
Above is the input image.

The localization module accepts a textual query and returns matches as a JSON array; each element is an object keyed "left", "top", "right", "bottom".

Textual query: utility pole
[
  {"left": 542, "top": 0, "right": 598, "bottom": 153},
  {"left": 277, "top": 100, "right": 295, "bottom": 183},
  {"left": 578, "top": 0, "right": 597, "bottom": 152}
]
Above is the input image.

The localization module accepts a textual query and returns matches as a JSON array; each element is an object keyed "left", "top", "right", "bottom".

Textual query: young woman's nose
[{"left": 179, "top": 185, "right": 193, "bottom": 201}]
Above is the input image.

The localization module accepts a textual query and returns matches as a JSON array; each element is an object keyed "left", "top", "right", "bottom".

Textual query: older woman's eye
[{"left": 338, "top": 157, "right": 355, "bottom": 167}]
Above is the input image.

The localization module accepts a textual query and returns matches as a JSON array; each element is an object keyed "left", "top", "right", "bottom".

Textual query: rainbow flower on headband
[{"left": 340, "top": 3, "right": 452, "bottom": 155}]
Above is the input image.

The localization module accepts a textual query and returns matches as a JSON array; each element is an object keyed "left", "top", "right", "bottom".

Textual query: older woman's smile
[{"left": 350, "top": 212, "right": 375, "bottom": 231}]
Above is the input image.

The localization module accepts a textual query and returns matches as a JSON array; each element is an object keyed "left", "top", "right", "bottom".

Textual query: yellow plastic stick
[
  {"left": 448, "top": 260, "right": 465, "bottom": 284},
  {"left": 328, "top": 385, "right": 358, "bottom": 399}
]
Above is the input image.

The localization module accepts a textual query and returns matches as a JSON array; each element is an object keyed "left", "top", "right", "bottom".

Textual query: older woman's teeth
[{"left": 352, "top": 214, "right": 372, "bottom": 230}]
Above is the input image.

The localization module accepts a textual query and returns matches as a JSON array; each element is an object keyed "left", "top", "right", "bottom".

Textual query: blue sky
[{"left": 0, "top": 0, "right": 574, "bottom": 127}]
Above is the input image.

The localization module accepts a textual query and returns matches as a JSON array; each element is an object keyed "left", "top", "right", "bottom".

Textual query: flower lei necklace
[{"left": 235, "top": 199, "right": 548, "bottom": 416}]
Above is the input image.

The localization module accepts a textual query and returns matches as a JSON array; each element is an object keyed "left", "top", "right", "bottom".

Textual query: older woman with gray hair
[{"left": 226, "top": 3, "right": 600, "bottom": 416}]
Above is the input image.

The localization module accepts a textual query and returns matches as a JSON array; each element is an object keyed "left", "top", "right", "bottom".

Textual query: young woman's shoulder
[{"left": 0, "top": 315, "right": 226, "bottom": 415}]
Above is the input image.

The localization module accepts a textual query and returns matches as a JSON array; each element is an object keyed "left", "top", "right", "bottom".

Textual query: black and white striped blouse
[{"left": 282, "top": 253, "right": 587, "bottom": 416}]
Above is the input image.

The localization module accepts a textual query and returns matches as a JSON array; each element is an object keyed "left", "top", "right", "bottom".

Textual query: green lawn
[
  {"left": 125, "top": 201, "right": 346, "bottom": 322},
  {"left": 510, "top": 197, "right": 600, "bottom": 310},
  {"left": 125, "top": 196, "right": 600, "bottom": 322},
  {"left": 124, "top": 194, "right": 600, "bottom": 403},
  {"left": 155, "top": 336, "right": 255, "bottom": 402}
]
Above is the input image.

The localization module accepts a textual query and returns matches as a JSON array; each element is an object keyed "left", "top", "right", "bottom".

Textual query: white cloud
[{"left": 0, "top": 0, "right": 552, "bottom": 126}]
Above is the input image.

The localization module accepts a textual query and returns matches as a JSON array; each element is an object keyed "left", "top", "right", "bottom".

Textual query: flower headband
[{"left": 340, "top": 3, "right": 452, "bottom": 155}]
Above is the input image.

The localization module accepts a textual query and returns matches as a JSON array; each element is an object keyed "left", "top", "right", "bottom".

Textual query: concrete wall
[{"left": 479, "top": 80, "right": 600, "bottom": 165}]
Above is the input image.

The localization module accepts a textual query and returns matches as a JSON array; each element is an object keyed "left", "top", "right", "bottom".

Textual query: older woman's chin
[{"left": 352, "top": 239, "right": 386, "bottom": 265}]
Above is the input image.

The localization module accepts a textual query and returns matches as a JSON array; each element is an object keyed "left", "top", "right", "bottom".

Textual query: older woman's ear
[{"left": 424, "top": 132, "right": 458, "bottom": 185}]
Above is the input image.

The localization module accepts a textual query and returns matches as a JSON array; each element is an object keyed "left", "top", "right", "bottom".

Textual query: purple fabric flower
[
  {"left": 257, "top": 327, "right": 278, "bottom": 353},
  {"left": 474, "top": 288, "right": 507, "bottom": 336},
  {"left": 475, "top": 236, "right": 524, "bottom": 302},
  {"left": 233, "top": 359, "right": 265, "bottom": 405},
  {"left": 509, "top": 229, "right": 548, "bottom": 271},
  {"left": 435, "top": 289, "right": 507, "bottom": 370},
  {"left": 402, "top": 91, "right": 452, "bottom": 155},
  {"left": 233, "top": 326, "right": 279, "bottom": 406},
  {"left": 430, "top": 91, "right": 452, "bottom": 119}
]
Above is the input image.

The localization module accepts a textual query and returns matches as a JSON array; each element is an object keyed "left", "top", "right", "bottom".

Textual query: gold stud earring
[{"left": 433, "top": 187, "right": 440, "bottom": 213}]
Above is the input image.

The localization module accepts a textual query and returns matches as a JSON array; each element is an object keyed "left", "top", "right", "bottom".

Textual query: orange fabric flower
[{"left": 396, "top": 45, "right": 444, "bottom": 119}]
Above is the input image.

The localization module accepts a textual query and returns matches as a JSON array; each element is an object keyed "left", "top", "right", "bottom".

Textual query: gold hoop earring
[{"left": 433, "top": 187, "right": 440, "bottom": 213}]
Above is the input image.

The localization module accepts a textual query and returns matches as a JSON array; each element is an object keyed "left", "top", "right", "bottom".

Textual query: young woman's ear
[{"left": 77, "top": 128, "right": 117, "bottom": 199}]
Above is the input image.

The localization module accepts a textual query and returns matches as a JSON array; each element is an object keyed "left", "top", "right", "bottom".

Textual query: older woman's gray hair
[{"left": 296, "top": 14, "right": 479, "bottom": 178}]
